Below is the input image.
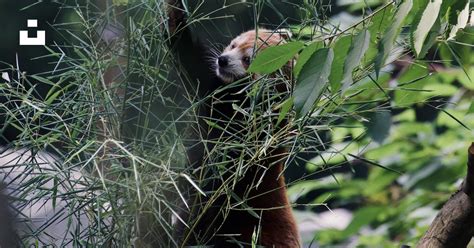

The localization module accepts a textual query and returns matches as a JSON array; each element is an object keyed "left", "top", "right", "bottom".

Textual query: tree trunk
[{"left": 418, "top": 143, "right": 474, "bottom": 247}]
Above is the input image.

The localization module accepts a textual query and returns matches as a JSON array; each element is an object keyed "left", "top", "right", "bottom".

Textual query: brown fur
[
  {"left": 226, "top": 148, "right": 300, "bottom": 248},
  {"left": 235, "top": 29, "right": 286, "bottom": 49}
]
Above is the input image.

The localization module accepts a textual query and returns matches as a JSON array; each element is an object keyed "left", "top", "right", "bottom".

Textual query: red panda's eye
[
  {"left": 230, "top": 44, "right": 236, "bottom": 49},
  {"left": 242, "top": 56, "right": 251, "bottom": 65}
]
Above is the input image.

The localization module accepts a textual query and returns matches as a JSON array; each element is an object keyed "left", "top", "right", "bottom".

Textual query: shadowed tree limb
[
  {"left": 418, "top": 143, "right": 474, "bottom": 248},
  {"left": 0, "top": 183, "right": 19, "bottom": 248}
]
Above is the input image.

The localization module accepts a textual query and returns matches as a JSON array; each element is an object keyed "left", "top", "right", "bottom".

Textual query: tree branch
[
  {"left": 0, "top": 183, "right": 19, "bottom": 248},
  {"left": 418, "top": 143, "right": 474, "bottom": 248}
]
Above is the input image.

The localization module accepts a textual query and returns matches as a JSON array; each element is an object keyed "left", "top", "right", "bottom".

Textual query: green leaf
[
  {"left": 468, "top": 102, "right": 474, "bottom": 114},
  {"left": 328, "top": 36, "right": 352, "bottom": 92},
  {"left": 45, "top": 83, "right": 73, "bottom": 105},
  {"left": 404, "top": 161, "right": 443, "bottom": 189},
  {"left": 294, "top": 41, "right": 323, "bottom": 77},
  {"left": 364, "top": 110, "right": 392, "bottom": 144},
  {"left": 308, "top": 142, "right": 359, "bottom": 170},
  {"left": 417, "top": 18, "right": 441, "bottom": 59},
  {"left": 394, "top": 63, "right": 430, "bottom": 106},
  {"left": 408, "top": 0, "right": 439, "bottom": 59},
  {"left": 276, "top": 97, "right": 294, "bottom": 126},
  {"left": 367, "top": 4, "right": 395, "bottom": 44},
  {"left": 248, "top": 41, "right": 304, "bottom": 74},
  {"left": 342, "top": 206, "right": 385, "bottom": 238},
  {"left": 113, "top": 0, "right": 128, "bottom": 5},
  {"left": 294, "top": 48, "right": 334, "bottom": 117},
  {"left": 364, "top": 4, "right": 394, "bottom": 64},
  {"left": 364, "top": 169, "right": 399, "bottom": 196},
  {"left": 446, "top": 0, "right": 469, "bottom": 25},
  {"left": 439, "top": 108, "right": 471, "bottom": 131},
  {"left": 422, "top": 83, "right": 458, "bottom": 97},
  {"left": 347, "top": 0, "right": 385, "bottom": 12},
  {"left": 448, "top": 1, "right": 470, "bottom": 39},
  {"left": 30, "top": 75, "right": 56, "bottom": 86},
  {"left": 375, "top": 0, "right": 413, "bottom": 77},
  {"left": 412, "top": 0, "right": 442, "bottom": 56},
  {"left": 348, "top": 153, "right": 401, "bottom": 174},
  {"left": 457, "top": 67, "right": 474, "bottom": 90},
  {"left": 341, "top": 30, "right": 371, "bottom": 93}
]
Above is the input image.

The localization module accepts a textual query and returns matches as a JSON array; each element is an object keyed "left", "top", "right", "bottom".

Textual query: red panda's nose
[{"left": 218, "top": 56, "right": 229, "bottom": 67}]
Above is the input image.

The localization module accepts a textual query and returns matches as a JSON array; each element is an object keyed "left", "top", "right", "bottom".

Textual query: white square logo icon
[{"left": 19, "top": 19, "right": 45, "bottom": 46}]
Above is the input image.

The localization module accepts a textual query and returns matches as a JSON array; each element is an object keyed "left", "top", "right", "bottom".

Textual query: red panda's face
[{"left": 216, "top": 29, "right": 286, "bottom": 83}]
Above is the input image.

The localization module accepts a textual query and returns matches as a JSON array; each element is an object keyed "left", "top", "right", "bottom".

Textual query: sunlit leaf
[
  {"left": 364, "top": 4, "right": 394, "bottom": 64},
  {"left": 375, "top": 0, "right": 413, "bottom": 77},
  {"left": 363, "top": 169, "right": 398, "bottom": 196},
  {"left": 342, "top": 206, "right": 385, "bottom": 238},
  {"left": 457, "top": 67, "right": 474, "bottom": 90},
  {"left": 448, "top": 1, "right": 470, "bottom": 39},
  {"left": 412, "top": 0, "right": 442, "bottom": 56},
  {"left": 446, "top": 0, "right": 469, "bottom": 25},
  {"left": 418, "top": 19, "right": 441, "bottom": 59},
  {"left": 394, "top": 63, "right": 430, "bottom": 106},
  {"left": 468, "top": 102, "right": 474, "bottom": 114},
  {"left": 403, "top": 161, "right": 443, "bottom": 189}
]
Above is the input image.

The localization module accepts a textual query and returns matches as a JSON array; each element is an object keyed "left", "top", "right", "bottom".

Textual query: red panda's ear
[{"left": 276, "top": 29, "right": 292, "bottom": 40}]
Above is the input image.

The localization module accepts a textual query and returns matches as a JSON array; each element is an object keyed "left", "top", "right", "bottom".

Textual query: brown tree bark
[{"left": 418, "top": 143, "right": 474, "bottom": 248}]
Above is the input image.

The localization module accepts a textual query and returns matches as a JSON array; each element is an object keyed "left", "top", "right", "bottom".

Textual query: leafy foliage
[
  {"left": 289, "top": 1, "right": 473, "bottom": 246},
  {"left": 1, "top": 0, "right": 473, "bottom": 247}
]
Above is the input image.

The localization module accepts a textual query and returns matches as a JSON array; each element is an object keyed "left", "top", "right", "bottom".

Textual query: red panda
[
  {"left": 168, "top": 2, "right": 300, "bottom": 247},
  {"left": 215, "top": 29, "right": 288, "bottom": 82},
  {"left": 209, "top": 29, "right": 300, "bottom": 248}
]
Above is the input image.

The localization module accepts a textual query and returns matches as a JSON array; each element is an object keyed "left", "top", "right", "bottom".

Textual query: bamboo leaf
[
  {"left": 180, "top": 173, "right": 206, "bottom": 196},
  {"left": 447, "top": 0, "right": 469, "bottom": 25},
  {"left": 294, "top": 48, "right": 334, "bottom": 117},
  {"left": 329, "top": 36, "right": 352, "bottom": 92},
  {"left": 341, "top": 206, "right": 385, "bottom": 238},
  {"left": 364, "top": 110, "right": 392, "bottom": 144},
  {"left": 448, "top": 1, "right": 470, "bottom": 40},
  {"left": 412, "top": 0, "right": 442, "bottom": 56},
  {"left": 375, "top": 0, "right": 413, "bottom": 77},
  {"left": 341, "top": 29, "right": 371, "bottom": 93},
  {"left": 468, "top": 102, "right": 474, "bottom": 114},
  {"left": 276, "top": 97, "right": 294, "bottom": 126},
  {"left": 417, "top": 19, "right": 441, "bottom": 59},
  {"left": 294, "top": 41, "right": 323, "bottom": 77},
  {"left": 248, "top": 41, "right": 304, "bottom": 74}
]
